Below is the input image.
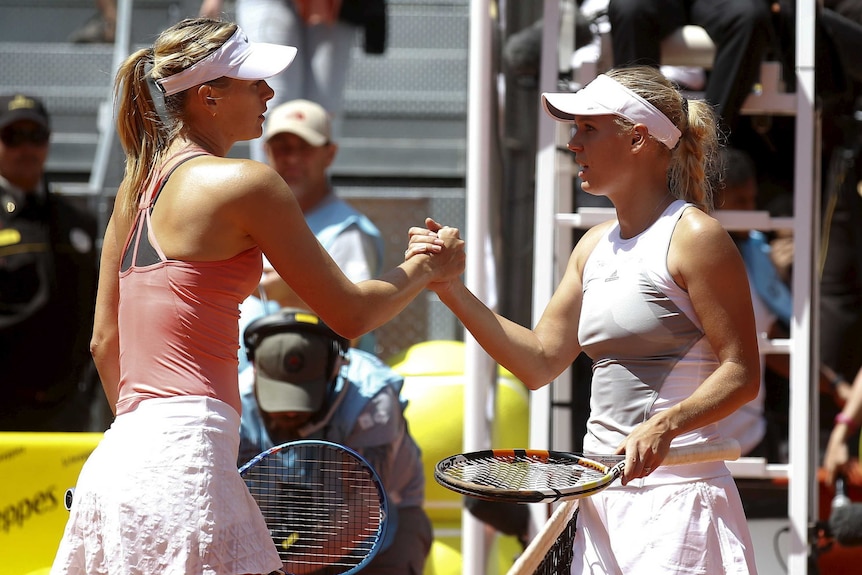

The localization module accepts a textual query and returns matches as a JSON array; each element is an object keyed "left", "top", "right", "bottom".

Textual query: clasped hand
[{"left": 405, "top": 217, "right": 465, "bottom": 287}]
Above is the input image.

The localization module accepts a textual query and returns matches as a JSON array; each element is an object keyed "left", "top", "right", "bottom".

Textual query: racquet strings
[
  {"left": 532, "top": 506, "right": 578, "bottom": 575},
  {"left": 444, "top": 451, "right": 609, "bottom": 493},
  {"left": 242, "top": 443, "right": 384, "bottom": 574}
]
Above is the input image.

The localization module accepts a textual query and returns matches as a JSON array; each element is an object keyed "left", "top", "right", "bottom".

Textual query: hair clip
[{"left": 144, "top": 61, "right": 170, "bottom": 126}]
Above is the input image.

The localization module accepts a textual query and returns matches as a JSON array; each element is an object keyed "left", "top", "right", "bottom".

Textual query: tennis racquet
[
  {"left": 435, "top": 438, "right": 740, "bottom": 503},
  {"left": 506, "top": 499, "right": 579, "bottom": 575},
  {"left": 239, "top": 439, "right": 389, "bottom": 575}
]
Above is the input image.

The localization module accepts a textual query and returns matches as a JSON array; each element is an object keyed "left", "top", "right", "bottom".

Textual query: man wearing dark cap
[
  {"left": 238, "top": 308, "right": 432, "bottom": 575},
  {"left": 0, "top": 94, "right": 100, "bottom": 431}
]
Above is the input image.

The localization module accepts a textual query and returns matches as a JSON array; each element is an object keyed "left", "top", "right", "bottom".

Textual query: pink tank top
[{"left": 115, "top": 148, "right": 262, "bottom": 416}]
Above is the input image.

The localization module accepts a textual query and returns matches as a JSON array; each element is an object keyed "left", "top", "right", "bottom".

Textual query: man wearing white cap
[{"left": 237, "top": 99, "right": 384, "bottom": 365}]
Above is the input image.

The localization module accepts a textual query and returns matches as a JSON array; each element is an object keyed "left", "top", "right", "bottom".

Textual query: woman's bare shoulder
[
  {"left": 172, "top": 156, "right": 288, "bottom": 206},
  {"left": 187, "top": 156, "right": 280, "bottom": 188},
  {"left": 670, "top": 206, "right": 742, "bottom": 286},
  {"left": 675, "top": 206, "right": 729, "bottom": 245},
  {"left": 574, "top": 218, "right": 615, "bottom": 255}
]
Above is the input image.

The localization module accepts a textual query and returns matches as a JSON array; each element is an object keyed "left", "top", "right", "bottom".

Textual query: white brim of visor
[
  {"left": 156, "top": 27, "right": 297, "bottom": 96},
  {"left": 541, "top": 74, "right": 682, "bottom": 149}
]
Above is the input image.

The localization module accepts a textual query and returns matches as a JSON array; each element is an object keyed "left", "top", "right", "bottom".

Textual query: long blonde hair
[
  {"left": 112, "top": 18, "right": 237, "bottom": 222},
  {"left": 605, "top": 66, "right": 720, "bottom": 212}
]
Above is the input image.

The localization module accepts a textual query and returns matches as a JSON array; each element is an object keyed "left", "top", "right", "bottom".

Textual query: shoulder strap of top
[
  {"left": 121, "top": 149, "right": 209, "bottom": 271},
  {"left": 147, "top": 147, "right": 210, "bottom": 209}
]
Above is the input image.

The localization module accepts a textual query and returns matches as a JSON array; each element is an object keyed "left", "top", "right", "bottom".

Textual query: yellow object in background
[
  {"left": 388, "top": 340, "right": 530, "bottom": 575},
  {"left": 1, "top": 341, "right": 527, "bottom": 574},
  {"left": 0, "top": 432, "right": 102, "bottom": 575}
]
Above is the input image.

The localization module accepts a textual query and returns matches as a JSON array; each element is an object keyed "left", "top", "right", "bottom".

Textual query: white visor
[
  {"left": 156, "top": 27, "right": 298, "bottom": 96},
  {"left": 542, "top": 74, "right": 682, "bottom": 149}
]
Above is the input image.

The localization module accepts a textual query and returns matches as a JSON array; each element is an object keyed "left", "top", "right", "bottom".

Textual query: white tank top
[{"left": 579, "top": 200, "right": 723, "bottom": 461}]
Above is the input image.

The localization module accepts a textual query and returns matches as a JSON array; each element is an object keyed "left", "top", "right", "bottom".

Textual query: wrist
[
  {"left": 835, "top": 412, "right": 860, "bottom": 433},
  {"left": 431, "top": 277, "right": 460, "bottom": 301},
  {"left": 648, "top": 408, "right": 680, "bottom": 437}
]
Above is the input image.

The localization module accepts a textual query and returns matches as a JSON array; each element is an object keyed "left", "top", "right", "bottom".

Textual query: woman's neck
[{"left": 615, "top": 190, "right": 674, "bottom": 239}]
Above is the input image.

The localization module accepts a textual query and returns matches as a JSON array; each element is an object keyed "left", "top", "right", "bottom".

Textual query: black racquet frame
[{"left": 435, "top": 438, "right": 741, "bottom": 503}]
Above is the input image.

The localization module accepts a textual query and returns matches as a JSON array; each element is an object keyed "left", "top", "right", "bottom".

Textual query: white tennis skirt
[
  {"left": 50, "top": 396, "right": 282, "bottom": 575},
  {"left": 571, "top": 474, "right": 757, "bottom": 574}
]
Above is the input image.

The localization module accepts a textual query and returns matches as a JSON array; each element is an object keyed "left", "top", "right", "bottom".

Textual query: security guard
[{"left": 0, "top": 93, "right": 100, "bottom": 430}]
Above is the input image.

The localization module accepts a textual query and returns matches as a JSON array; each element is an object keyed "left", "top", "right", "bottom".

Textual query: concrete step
[{"left": 0, "top": 1, "right": 470, "bottom": 180}]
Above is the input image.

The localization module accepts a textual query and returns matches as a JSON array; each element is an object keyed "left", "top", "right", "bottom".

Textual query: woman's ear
[
  {"left": 197, "top": 84, "right": 218, "bottom": 116},
  {"left": 631, "top": 124, "right": 649, "bottom": 150}
]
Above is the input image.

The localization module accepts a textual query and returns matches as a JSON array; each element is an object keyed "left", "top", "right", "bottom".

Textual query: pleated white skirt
[
  {"left": 51, "top": 396, "right": 282, "bottom": 575},
  {"left": 571, "top": 474, "right": 757, "bottom": 574}
]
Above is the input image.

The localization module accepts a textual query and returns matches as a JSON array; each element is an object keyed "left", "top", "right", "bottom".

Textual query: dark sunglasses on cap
[{"left": 0, "top": 126, "right": 50, "bottom": 147}]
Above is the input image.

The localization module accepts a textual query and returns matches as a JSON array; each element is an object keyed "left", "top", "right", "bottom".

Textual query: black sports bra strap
[
  {"left": 149, "top": 152, "right": 208, "bottom": 210},
  {"left": 121, "top": 152, "right": 208, "bottom": 271}
]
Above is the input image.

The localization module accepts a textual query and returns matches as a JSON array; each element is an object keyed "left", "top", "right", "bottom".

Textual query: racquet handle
[
  {"left": 506, "top": 499, "right": 578, "bottom": 575},
  {"left": 663, "top": 438, "right": 741, "bottom": 466}
]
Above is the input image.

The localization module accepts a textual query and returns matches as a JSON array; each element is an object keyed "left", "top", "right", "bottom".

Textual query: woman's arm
[
  {"left": 235, "top": 166, "right": 465, "bottom": 340},
  {"left": 409, "top": 218, "right": 602, "bottom": 390},
  {"left": 824, "top": 367, "right": 862, "bottom": 484},
  {"left": 90, "top": 215, "right": 122, "bottom": 415}
]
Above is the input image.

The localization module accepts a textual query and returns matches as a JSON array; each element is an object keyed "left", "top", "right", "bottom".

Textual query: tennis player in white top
[{"left": 407, "top": 66, "right": 760, "bottom": 574}]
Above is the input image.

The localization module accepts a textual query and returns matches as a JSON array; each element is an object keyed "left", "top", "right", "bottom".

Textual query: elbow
[
  {"left": 500, "top": 353, "right": 563, "bottom": 392},
  {"left": 743, "top": 374, "right": 761, "bottom": 404},
  {"left": 89, "top": 337, "right": 107, "bottom": 369},
  {"left": 90, "top": 329, "right": 116, "bottom": 370},
  {"left": 320, "top": 313, "right": 371, "bottom": 342},
  {"left": 724, "top": 352, "right": 761, "bottom": 405},
  {"left": 739, "top": 361, "right": 762, "bottom": 404},
  {"left": 520, "top": 374, "right": 552, "bottom": 391},
  {"left": 514, "top": 367, "right": 556, "bottom": 391}
]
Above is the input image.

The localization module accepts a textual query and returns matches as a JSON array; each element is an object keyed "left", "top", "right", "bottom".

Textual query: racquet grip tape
[{"left": 663, "top": 438, "right": 741, "bottom": 466}]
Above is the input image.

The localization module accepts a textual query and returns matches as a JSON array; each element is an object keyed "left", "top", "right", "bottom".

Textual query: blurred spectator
[
  {"left": 725, "top": 2, "right": 862, "bottom": 445},
  {"left": 713, "top": 147, "right": 786, "bottom": 458},
  {"left": 0, "top": 94, "right": 100, "bottom": 430},
  {"left": 239, "top": 308, "right": 431, "bottom": 574},
  {"left": 502, "top": 4, "right": 595, "bottom": 87},
  {"left": 237, "top": 99, "right": 384, "bottom": 369},
  {"left": 823, "top": 364, "right": 862, "bottom": 486},
  {"left": 717, "top": 150, "right": 792, "bottom": 333},
  {"left": 607, "top": 0, "right": 773, "bottom": 141},
  {"left": 68, "top": 0, "right": 206, "bottom": 43},
  {"left": 716, "top": 147, "right": 861, "bottom": 461},
  {"left": 68, "top": 0, "right": 116, "bottom": 43},
  {"left": 777, "top": 2, "right": 862, "bottom": 448},
  {"left": 199, "top": 0, "right": 387, "bottom": 162},
  {"left": 819, "top": 108, "right": 862, "bottom": 457}
]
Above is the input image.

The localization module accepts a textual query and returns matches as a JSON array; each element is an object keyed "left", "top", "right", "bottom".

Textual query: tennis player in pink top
[{"left": 51, "top": 17, "right": 463, "bottom": 575}]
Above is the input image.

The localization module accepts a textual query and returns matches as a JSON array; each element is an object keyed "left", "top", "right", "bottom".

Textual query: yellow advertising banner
[{"left": 0, "top": 433, "right": 102, "bottom": 575}]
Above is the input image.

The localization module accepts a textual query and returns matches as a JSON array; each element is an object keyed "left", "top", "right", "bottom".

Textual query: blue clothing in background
[{"left": 739, "top": 230, "right": 792, "bottom": 327}]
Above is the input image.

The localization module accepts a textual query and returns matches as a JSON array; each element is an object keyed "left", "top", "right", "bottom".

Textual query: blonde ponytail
[{"left": 112, "top": 18, "right": 236, "bottom": 223}]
